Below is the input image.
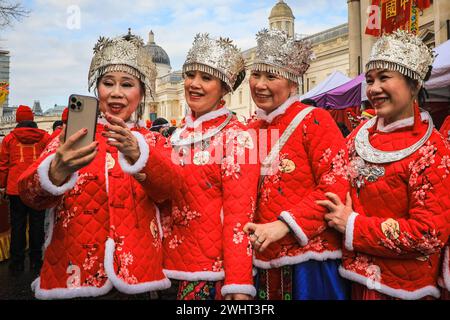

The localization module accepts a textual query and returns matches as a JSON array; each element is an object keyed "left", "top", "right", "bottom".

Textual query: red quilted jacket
[
  {"left": 439, "top": 115, "right": 450, "bottom": 141},
  {"left": 18, "top": 122, "right": 170, "bottom": 299},
  {"left": 134, "top": 107, "right": 259, "bottom": 297},
  {"left": 340, "top": 112, "right": 450, "bottom": 300},
  {"left": 0, "top": 127, "right": 50, "bottom": 195},
  {"left": 250, "top": 98, "right": 349, "bottom": 269}
]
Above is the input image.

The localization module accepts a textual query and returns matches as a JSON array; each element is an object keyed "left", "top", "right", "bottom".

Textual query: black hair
[
  {"left": 162, "top": 126, "right": 177, "bottom": 137},
  {"left": 150, "top": 117, "right": 169, "bottom": 132},
  {"left": 16, "top": 120, "right": 38, "bottom": 129},
  {"left": 405, "top": 66, "right": 433, "bottom": 109},
  {"left": 301, "top": 98, "right": 318, "bottom": 107},
  {"left": 52, "top": 120, "right": 63, "bottom": 132}
]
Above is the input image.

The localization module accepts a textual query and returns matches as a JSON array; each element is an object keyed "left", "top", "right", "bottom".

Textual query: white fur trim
[
  {"left": 185, "top": 107, "right": 230, "bottom": 129},
  {"left": 279, "top": 211, "right": 308, "bottom": 246},
  {"left": 104, "top": 153, "right": 109, "bottom": 193},
  {"left": 163, "top": 269, "right": 225, "bottom": 281},
  {"left": 31, "top": 277, "right": 114, "bottom": 300},
  {"left": 345, "top": 212, "right": 359, "bottom": 251},
  {"left": 43, "top": 208, "right": 55, "bottom": 249},
  {"left": 256, "top": 95, "right": 299, "bottom": 124},
  {"left": 378, "top": 112, "right": 427, "bottom": 133},
  {"left": 118, "top": 131, "right": 149, "bottom": 175},
  {"left": 154, "top": 204, "right": 163, "bottom": 240},
  {"left": 338, "top": 265, "right": 441, "bottom": 300},
  {"left": 221, "top": 284, "right": 257, "bottom": 297},
  {"left": 37, "top": 154, "right": 78, "bottom": 196},
  {"left": 254, "top": 250, "right": 342, "bottom": 269},
  {"left": 442, "top": 246, "right": 450, "bottom": 291},
  {"left": 104, "top": 238, "right": 171, "bottom": 294}
]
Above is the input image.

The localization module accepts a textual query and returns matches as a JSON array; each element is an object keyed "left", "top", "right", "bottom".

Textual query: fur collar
[
  {"left": 377, "top": 112, "right": 427, "bottom": 133},
  {"left": 256, "top": 95, "right": 299, "bottom": 124},
  {"left": 184, "top": 106, "right": 230, "bottom": 129}
]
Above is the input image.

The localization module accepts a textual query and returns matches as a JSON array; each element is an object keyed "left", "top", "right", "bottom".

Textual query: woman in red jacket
[
  {"left": 117, "top": 33, "right": 259, "bottom": 300},
  {"left": 317, "top": 30, "right": 450, "bottom": 300},
  {"left": 18, "top": 31, "right": 170, "bottom": 299},
  {"left": 242, "top": 29, "right": 350, "bottom": 300},
  {"left": 0, "top": 106, "right": 50, "bottom": 276}
]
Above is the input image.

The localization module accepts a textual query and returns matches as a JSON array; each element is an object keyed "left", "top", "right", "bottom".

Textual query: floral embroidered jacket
[
  {"left": 249, "top": 97, "right": 349, "bottom": 269},
  {"left": 132, "top": 107, "right": 260, "bottom": 298},
  {"left": 341, "top": 113, "right": 450, "bottom": 300},
  {"left": 17, "top": 122, "right": 170, "bottom": 300}
]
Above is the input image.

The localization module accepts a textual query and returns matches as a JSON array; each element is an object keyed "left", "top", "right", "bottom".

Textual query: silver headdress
[
  {"left": 251, "top": 29, "right": 313, "bottom": 85},
  {"left": 88, "top": 30, "right": 157, "bottom": 97},
  {"left": 182, "top": 33, "right": 245, "bottom": 92},
  {"left": 366, "top": 30, "right": 435, "bottom": 86}
]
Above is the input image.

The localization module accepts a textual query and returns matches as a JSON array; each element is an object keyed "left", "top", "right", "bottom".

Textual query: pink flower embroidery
[
  {"left": 233, "top": 223, "right": 245, "bottom": 244},
  {"left": 221, "top": 155, "right": 241, "bottom": 179},
  {"left": 212, "top": 258, "right": 224, "bottom": 272},
  {"left": 84, "top": 263, "right": 108, "bottom": 287},
  {"left": 172, "top": 205, "right": 201, "bottom": 227},
  {"left": 408, "top": 141, "right": 437, "bottom": 186},
  {"left": 438, "top": 155, "right": 450, "bottom": 178},
  {"left": 379, "top": 227, "right": 443, "bottom": 257},
  {"left": 322, "top": 149, "right": 348, "bottom": 185},
  {"left": 168, "top": 235, "right": 184, "bottom": 249},
  {"left": 319, "top": 148, "right": 332, "bottom": 164}
]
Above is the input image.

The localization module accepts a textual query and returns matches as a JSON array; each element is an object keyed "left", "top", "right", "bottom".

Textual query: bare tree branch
[{"left": 0, "top": 0, "right": 30, "bottom": 28}]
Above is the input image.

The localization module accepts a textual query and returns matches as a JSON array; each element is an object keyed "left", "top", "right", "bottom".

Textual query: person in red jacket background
[
  {"left": 0, "top": 105, "right": 50, "bottom": 276},
  {"left": 317, "top": 30, "right": 450, "bottom": 300},
  {"left": 243, "top": 29, "right": 350, "bottom": 300}
]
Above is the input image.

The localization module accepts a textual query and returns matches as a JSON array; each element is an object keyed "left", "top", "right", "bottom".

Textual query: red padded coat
[
  {"left": 0, "top": 127, "right": 50, "bottom": 195},
  {"left": 133, "top": 107, "right": 259, "bottom": 297},
  {"left": 340, "top": 112, "right": 450, "bottom": 300},
  {"left": 18, "top": 122, "right": 170, "bottom": 299},
  {"left": 249, "top": 97, "right": 349, "bottom": 269}
]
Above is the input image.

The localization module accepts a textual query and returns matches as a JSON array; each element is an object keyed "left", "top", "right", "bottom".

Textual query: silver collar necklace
[
  {"left": 170, "top": 112, "right": 233, "bottom": 147},
  {"left": 355, "top": 111, "right": 434, "bottom": 164}
]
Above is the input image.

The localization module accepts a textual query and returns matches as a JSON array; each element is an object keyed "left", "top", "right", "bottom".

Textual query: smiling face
[
  {"left": 365, "top": 69, "right": 419, "bottom": 124},
  {"left": 97, "top": 71, "right": 144, "bottom": 121},
  {"left": 249, "top": 70, "right": 298, "bottom": 114},
  {"left": 184, "top": 70, "right": 228, "bottom": 118}
]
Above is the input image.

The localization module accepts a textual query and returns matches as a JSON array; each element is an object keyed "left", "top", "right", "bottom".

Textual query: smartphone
[{"left": 65, "top": 94, "right": 99, "bottom": 149}]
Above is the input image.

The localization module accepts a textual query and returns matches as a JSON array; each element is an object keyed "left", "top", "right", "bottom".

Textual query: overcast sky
[{"left": 0, "top": 0, "right": 347, "bottom": 110}]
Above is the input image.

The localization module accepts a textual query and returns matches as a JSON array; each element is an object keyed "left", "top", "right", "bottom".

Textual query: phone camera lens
[
  {"left": 70, "top": 104, "right": 76, "bottom": 110},
  {"left": 71, "top": 97, "right": 77, "bottom": 103},
  {"left": 76, "top": 101, "right": 82, "bottom": 107}
]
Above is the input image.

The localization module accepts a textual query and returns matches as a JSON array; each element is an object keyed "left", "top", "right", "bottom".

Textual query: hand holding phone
[{"left": 65, "top": 94, "right": 99, "bottom": 150}]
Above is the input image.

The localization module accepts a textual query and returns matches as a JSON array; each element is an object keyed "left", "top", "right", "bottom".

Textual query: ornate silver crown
[
  {"left": 251, "top": 28, "right": 313, "bottom": 84},
  {"left": 182, "top": 33, "right": 245, "bottom": 92},
  {"left": 88, "top": 30, "right": 157, "bottom": 97},
  {"left": 366, "top": 30, "right": 435, "bottom": 86}
]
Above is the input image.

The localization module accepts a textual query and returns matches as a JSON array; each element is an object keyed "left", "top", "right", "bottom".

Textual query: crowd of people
[{"left": 0, "top": 27, "right": 449, "bottom": 301}]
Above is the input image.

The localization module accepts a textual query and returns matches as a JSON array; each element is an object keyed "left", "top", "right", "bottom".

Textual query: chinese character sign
[{"left": 366, "top": 0, "right": 424, "bottom": 36}]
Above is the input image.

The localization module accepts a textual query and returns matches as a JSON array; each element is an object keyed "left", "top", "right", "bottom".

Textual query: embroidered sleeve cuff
[
  {"left": 118, "top": 131, "right": 150, "bottom": 175},
  {"left": 279, "top": 211, "right": 308, "bottom": 246},
  {"left": 37, "top": 154, "right": 78, "bottom": 196},
  {"left": 221, "top": 284, "right": 256, "bottom": 298},
  {"left": 344, "top": 211, "right": 359, "bottom": 251}
]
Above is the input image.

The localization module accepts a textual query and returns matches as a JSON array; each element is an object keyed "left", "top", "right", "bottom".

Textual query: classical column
[
  {"left": 348, "top": 0, "right": 362, "bottom": 77},
  {"left": 360, "top": 0, "right": 377, "bottom": 71},
  {"left": 434, "top": 0, "right": 450, "bottom": 45}
]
